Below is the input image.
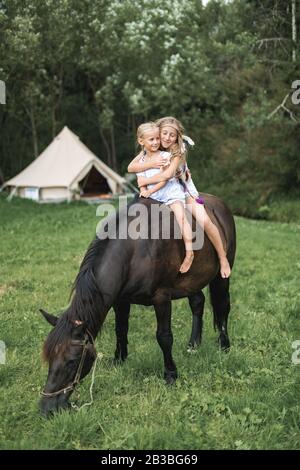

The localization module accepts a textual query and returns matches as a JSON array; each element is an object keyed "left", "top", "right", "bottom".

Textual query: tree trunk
[
  {"left": 292, "top": 0, "right": 296, "bottom": 62},
  {"left": 88, "top": 74, "right": 112, "bottom": 166},
  {"left": 98, "top": 122, "right": 112, "bottom": 166},
  {"left": 31, "top": 114, "right": 38, "bottom": 159},
  {"left": 51, "top": 105, "right": 56, "bottom": 139},
  {"left": 132, "top": 114, "right": 137, "bottom": 148},
  {"left": 27, "top": 95, "right": 39, "bottom": 159},
  {"left": 52, "top": 65, "right": 64, "bottom": 137}
]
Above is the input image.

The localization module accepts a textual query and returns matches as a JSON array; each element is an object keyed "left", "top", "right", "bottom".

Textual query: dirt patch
[{"left": 0, "top": 284, "right": 10, "bottom": 296}]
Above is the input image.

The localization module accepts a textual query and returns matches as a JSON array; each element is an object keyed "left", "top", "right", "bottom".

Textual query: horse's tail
[
  {"left": 209, "top": 273, "right": 231, "bottom": 350},
  {"left": 208, "top": 273, "right": 229, "bottom": 331}
]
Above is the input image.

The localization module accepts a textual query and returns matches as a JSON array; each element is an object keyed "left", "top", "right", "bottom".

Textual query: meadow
[{"left": 0, "top": 194, "right": 299, "bottom": 450}]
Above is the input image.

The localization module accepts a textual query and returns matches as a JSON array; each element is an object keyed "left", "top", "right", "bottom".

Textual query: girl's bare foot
[
  {"left": 179, "top": 251, "right": 194, "bottom": 274},
  {"left": 220, "top": 256, "right": 231, "bottom": 278}
]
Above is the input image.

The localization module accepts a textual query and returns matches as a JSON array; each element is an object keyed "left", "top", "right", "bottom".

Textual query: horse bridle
[{"left": 41, "top": 329, "right": 95, "bottom": 398}]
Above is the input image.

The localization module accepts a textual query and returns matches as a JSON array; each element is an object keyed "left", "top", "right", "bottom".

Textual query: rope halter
[{"left": 41, "top": 329, "right": 95, "bottom": 398}]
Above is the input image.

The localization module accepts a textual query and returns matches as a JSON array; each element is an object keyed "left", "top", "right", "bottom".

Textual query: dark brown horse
[{"left": 40, "top": 193, "right": 236, "bottom": 415}]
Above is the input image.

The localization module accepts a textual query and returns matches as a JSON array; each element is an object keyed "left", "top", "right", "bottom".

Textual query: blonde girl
[
  {"left": 129, "top": 122, "right": 194, "bottom": 273},
  {"left": 133, "top": 117, "right": 231, "bottom": 279}
]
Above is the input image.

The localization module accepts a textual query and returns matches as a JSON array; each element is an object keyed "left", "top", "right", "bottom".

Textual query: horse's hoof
[
  {"left": 165, "top": 376, "right": 176, "bottom": 385},
  {"left": 164, "top": 371, "right": 177, "bottom": 385},
  {"left": 113, "top": 356, "right": 127, "bottom": 365},
  {"left": 218, "top": 335, "right": 230, "bottom": 352},
  {"left": 113, "top": 351, "right": 128, "bottom": 364}
]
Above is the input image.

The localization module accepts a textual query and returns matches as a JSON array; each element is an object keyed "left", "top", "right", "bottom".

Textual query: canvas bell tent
[{"left": 3, "top": 126, "right": 127, "bottom": 202}]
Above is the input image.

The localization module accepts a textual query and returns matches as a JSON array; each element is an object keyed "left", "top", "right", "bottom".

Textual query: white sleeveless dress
[{"left": 137, "top": 151, "right": 186, "bottom": 206}]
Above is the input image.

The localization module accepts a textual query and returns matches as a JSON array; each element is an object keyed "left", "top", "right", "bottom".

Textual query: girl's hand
[
  {"left": 140, "top": 188, "right": 152, "bottom": 198},
  {"left": 151, "top": 154, "right": 168, "bottom": 168}
]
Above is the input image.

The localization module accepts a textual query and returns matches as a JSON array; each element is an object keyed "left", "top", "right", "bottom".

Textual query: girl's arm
[
  {"left": 137, "top": 156, "right": 181, "bottom": 187},
  {"left": 127, "top": 153, "right": 147, "bottom": 173},
  {"left": 127, "top": 153, "right": 168, "bottom": 173},
  {"left": 140, "top": 181, "right": 166, "bottom": 198}
]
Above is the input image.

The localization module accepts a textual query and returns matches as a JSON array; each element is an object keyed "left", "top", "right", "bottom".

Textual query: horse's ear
[
  {"left": 39, "top": 309, "right": 58, "bottom": 326},
  {"left": 71, "top": 319, "right": 87, "bottom": 336}
]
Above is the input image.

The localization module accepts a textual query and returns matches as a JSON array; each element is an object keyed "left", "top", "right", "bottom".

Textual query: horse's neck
[
  {"left": 72, "top": 259, "right": 118, "bottom": 338},
  {"left": 96, "top": 242, "right": 128, "bottom": 300}
]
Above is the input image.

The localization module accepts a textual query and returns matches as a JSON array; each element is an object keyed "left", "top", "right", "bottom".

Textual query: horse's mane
[
  {"left": 43, "top": 237, "right": 108, "bottom": 363},
  {"left": 70, "top": 237, "right": 108, "bottom": 332}
]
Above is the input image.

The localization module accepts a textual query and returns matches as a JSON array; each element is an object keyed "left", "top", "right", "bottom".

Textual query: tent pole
[{"left": 7, "top": 187, "right": 17, "bottom": 202}]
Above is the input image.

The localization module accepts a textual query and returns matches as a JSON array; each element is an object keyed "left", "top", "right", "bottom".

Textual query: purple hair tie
[{"left": 196, "top": 197, "right": 205, "bottom": 205}]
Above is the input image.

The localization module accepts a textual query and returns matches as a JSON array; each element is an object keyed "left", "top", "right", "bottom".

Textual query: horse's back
[{"left": 115, "top": 194, "right": 236, "bottom": 302}]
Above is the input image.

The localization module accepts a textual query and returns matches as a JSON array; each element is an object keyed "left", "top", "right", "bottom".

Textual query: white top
[{"left": 137, "top": 151, "right": 185, "bottom": 205}]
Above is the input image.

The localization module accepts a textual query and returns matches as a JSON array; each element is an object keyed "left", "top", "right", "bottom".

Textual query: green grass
[{"left": 0, "top": 194, "right": 300, "bottom": 450}]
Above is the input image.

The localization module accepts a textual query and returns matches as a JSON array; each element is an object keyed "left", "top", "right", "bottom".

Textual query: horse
[{"left": 40, "top": 193, "right": 236, "bottom": 416}]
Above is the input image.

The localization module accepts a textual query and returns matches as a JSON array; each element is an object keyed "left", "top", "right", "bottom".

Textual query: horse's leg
[
  {"left": 154, "top": 300, "right": 178, "bottom": 384},
  {"left": 113, "top": 300, "right": 131, "bottom": 362},
  {"left": 187, "top": 291, "right": 205, "bottom": 352},
  {"left": 209, "top": 273, "right": 231, "bottom": 350}
]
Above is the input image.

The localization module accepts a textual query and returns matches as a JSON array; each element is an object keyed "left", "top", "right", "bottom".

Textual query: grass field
[{"left": 0, "top": 194, "right": 300, "bottom": 450}]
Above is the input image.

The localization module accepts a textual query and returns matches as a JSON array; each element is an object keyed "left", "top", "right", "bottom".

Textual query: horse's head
[{"left": 39, "top": 309, "right": 96, "bottom": 417}]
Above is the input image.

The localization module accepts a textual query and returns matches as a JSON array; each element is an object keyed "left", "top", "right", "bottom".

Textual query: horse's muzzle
[{"left": 39, "top": 394, "right": 71, "bottom": 417}]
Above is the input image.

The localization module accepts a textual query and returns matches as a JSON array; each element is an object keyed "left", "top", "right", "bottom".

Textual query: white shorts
[{"left": 150, "top": 178, "right": 186, "bottom": 206}]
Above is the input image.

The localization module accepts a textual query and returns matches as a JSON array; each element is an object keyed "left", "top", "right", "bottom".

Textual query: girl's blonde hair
[
  {"left": 155, "top": 116, "right": 186, "bottom": 162},
  {"left": 136, "top": 122, "right": 159, "bottom": 145}
]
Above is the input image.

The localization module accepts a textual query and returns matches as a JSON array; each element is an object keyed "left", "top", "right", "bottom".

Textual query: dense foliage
[{"left": 0, "top": 0, "right": 299, "bottom": 217}]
